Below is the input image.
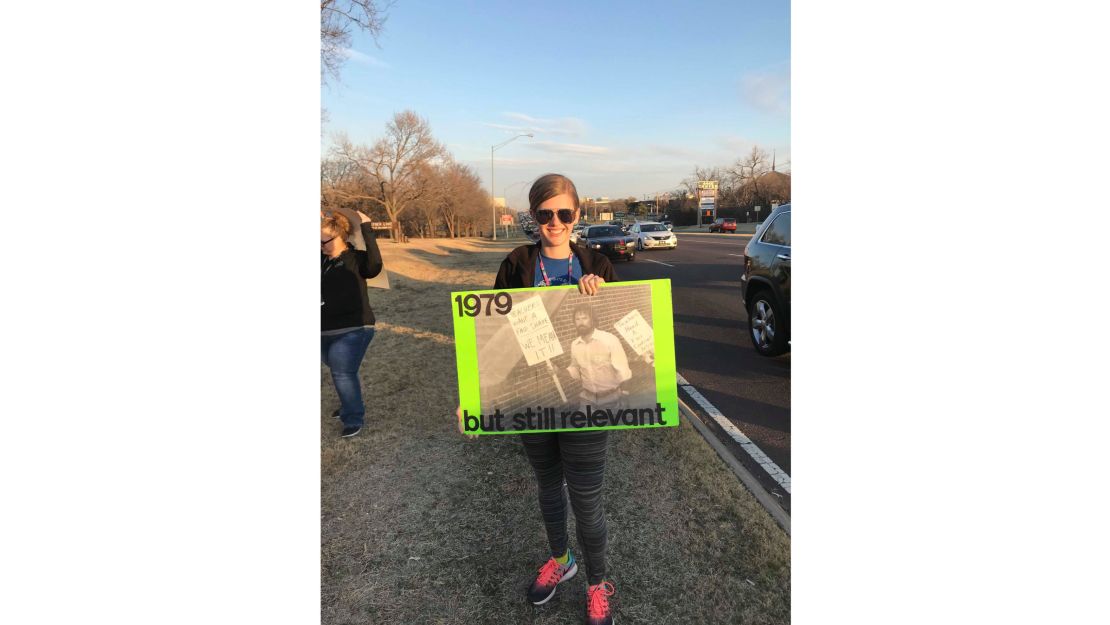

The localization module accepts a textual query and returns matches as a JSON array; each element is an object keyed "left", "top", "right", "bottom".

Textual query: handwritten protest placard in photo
[
  {"left": 613, "top": 309, "right": 653, "bottom": 357},
  {"left": 505, "top": 295, "right": 563, "bottom": 365},
  {"left": 452, "top": 280, "right": 677, "bottom": 435}
]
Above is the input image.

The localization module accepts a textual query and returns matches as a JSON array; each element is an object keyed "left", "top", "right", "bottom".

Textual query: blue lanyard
[{"left": 538, "top": 253, "right": 574, "bottom": 286}]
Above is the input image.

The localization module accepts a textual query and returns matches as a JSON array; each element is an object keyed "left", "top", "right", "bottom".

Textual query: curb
[{"left": 679, "top": 398, "right": 791, "bottom": 535}]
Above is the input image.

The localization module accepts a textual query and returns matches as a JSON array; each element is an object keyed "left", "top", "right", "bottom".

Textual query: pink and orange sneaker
[
  {"left": 527, "top": 554, "right": 578, "bottom": 605},
  {"left": 586, "top": 580, "right": 615, "bottom": 625}
]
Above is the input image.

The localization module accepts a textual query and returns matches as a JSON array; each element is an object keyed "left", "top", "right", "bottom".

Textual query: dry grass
[{"left": 322, "top": 236, "right": 790, "bottom": 625}]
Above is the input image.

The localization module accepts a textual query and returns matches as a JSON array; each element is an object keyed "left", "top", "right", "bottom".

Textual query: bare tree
[
  {"left": 681, "top": 165, "right": 724, "bottom": 196},
  {"left": 403, "top": 159, "right": 486, "bottom": 239},
  {"left": 331, "top": 110, "right": 446, "bottom": 241},
  {"left": 321, "top": 0, "right": 389, "bottom": 87},
  {"left": 404, "top": 162, "right": 442, "bottom": 238},
  {"left": 728, "top": 147, "right": 770, "bottom": 207},
  {"left": 435, "top": 160, "right": 485, "bottom": 238}
]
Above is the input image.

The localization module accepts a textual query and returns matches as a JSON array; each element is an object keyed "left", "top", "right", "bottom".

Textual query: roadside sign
[
  {"left": 696, "top": 182, "right": 717, "bottom": 202},
  {"left": 500, "top": 215, "right": 513, "bottom": 226}
]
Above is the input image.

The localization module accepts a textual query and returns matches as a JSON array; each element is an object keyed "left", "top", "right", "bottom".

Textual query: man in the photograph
[{"left": 567, "top": 303, "right": 632, "bottom": 411}]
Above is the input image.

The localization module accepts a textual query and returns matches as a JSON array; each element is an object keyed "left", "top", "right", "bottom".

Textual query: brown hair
[
  {"left": 528, "top": 173, "right": 580, "bottom": 213},
  {"left": 321, "top": 211, "right": 351, "bottom": 240},
  {"left": 573, "top": 302, "right": 597, "bottom": 326}
]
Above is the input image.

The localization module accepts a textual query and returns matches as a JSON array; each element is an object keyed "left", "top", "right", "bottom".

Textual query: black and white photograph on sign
[{"left": 475, "top": 284, "right": 656, "bottom": 429}]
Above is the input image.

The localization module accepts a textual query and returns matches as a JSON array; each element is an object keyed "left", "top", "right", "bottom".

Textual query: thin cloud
[
  {"left": 525, "top": 141, "right": 609, "bottom": 156},
  {"left": 716, "top": 136, "right": 754, "bottom": 154},
  {"left": 479, "top": 122, "right": 538, "bottom": 133},
  {"left": 477, "top": 156, "right": 549, "bottom": 167},
  {"left": 481, "top": 113, "right": 587, "bottom": 137},
  {"left": 740, "top": 66, "right": 790, "bottom": 115},
  {"left": 341, "top": 47, "right": 390, "bottom": 69},
  {"left": 646, "top": 144, "right": 700, "bottom": 160}
]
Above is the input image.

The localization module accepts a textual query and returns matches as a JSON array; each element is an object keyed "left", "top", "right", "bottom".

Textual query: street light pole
[{"left": 490, "top": 133, "right": 533, "bottom": 241}]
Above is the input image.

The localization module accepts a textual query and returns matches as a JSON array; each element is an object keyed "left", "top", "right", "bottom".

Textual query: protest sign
[
  {"left": 504, "top": 294, "right": 567, "bottom": 401},
  {"left": 613, "top": 309, "right": 653, "bottom": 357},
  {"left": 505, "top": 295, "right": 563, "bottom": 365},
  {"left": 452, "top": 279, "right": 678, "bottom": 435}
]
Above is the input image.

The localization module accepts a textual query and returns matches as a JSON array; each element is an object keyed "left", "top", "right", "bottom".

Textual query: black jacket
[
  {"left": 321, "top": 222, "right": 383, "bottom": 331},
  {"left": 494, "top": 242, "right": 618, "bottom": 290}
]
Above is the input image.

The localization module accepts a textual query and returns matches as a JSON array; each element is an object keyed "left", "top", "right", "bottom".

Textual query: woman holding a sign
[
  {"left": 493, "top": 173, "right": 618, "bottom": 625},
  {"left": 321, "top": 209, "right": 383, "bottom": 438}
]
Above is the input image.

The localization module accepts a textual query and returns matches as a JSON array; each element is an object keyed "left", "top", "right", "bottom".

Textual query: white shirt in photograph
[{"left": 567, "top": 328, "right": 632, "bottom": 393}]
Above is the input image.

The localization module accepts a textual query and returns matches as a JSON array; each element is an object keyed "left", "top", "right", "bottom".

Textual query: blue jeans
[{"left": 321, "top": 327, "right": 375, "bottom": 428}]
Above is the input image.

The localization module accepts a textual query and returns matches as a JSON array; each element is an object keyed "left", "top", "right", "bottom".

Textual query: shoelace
[
  {"left": 586, "top": 581, "right": 615, "bottom": 617},
  {"left": 537, "top": 558, "right": 565, "bottom": 587}
]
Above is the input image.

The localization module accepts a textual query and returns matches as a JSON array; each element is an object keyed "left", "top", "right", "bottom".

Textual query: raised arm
[{"left": 354, "top": 214, "right": 383, "bottom": 279}]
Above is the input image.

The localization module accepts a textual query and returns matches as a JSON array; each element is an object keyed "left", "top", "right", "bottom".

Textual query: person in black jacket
[
  {"left": 321, "top": 210, "right": 383, "bottom": 438},
  {"left": 492, "top": 174, "right": 618, "bottom": 625}
]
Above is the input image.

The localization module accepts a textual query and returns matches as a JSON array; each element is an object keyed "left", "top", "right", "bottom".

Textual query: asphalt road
[{"left": 615, "top": 232, "right": 791, "bottom": 477}]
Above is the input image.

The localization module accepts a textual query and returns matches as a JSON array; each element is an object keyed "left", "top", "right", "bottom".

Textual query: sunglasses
[
  {"left": 321, "top": 235, "right": 338, "bottom": 246},
  {"left": 534, "top": 208, "right": 576, "bottom": 225}
]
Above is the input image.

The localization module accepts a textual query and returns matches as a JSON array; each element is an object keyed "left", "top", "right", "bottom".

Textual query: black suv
[
  {"left": 579, "top": 225, "right": 635, "bottom": 262},
  {"left": 740, "top": 204, "right": 790, "bottom": 356}
]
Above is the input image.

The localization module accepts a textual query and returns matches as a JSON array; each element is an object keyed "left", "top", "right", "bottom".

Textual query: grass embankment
[{"left": 321, "top": 237, "right": 790, "bottom": 625}]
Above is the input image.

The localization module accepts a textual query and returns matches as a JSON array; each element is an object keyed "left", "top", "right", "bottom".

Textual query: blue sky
[{"left": 322, "top": 0, "right": 790, "bottom": 210}]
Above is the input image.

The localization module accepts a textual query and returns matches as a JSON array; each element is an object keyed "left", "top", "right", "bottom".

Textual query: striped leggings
[{"left": 520, "top": 430, "right": 610, "bottom": 584}]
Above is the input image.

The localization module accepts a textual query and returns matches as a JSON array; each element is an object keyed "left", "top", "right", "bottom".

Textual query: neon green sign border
[{"left": 452, "top": 279, "right": 679, "bottom": 435}]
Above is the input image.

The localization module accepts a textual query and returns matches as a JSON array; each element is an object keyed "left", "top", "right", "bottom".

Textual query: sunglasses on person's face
[
  {"left": 534, "top": 208, "right": 575, "bottom": 225},
  {"left": 321, "top": 235, "right": 338, "bottom": 246}
]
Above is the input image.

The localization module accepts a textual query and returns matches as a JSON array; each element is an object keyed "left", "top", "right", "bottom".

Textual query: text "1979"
[{"left": 454, "top": 292, "right": 513, "bottom": 317}]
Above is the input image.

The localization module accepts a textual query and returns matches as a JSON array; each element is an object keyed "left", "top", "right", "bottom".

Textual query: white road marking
[
  {"left": 727, "top": 254, "right": 744, "bottom": 257},
  {"left": 642, "top": 258, "right": 675, "bottom": 267},
  {"left": 677, "top": 374, "right": 791, "bottom": 494}
]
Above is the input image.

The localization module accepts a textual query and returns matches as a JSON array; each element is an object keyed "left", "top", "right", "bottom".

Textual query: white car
[
  {"left": 570, "top": 222, "right": 591, "bottom": 244},
  {"left": 629, "top": 221, "right": 677, "bottom": 250}
]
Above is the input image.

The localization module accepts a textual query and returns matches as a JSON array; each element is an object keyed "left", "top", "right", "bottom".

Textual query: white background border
[{"left": 2, "top": 1, "right": 1108, "bottom": 623}]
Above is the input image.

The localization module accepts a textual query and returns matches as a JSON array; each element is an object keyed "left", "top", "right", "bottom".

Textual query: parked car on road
[
  {"left": 740, "top": 204, "right": 790, "bottom": 356},
  {"left": 629, "top": 221, "right": 678, "bottom": 251},
  {"left": 709, "top": 217, "right": 737, "bottom": 233},
  {"left": 579, "top": 225, "right": 635, "bottom": 262}
]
